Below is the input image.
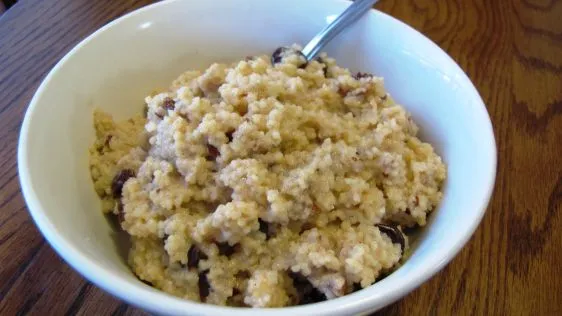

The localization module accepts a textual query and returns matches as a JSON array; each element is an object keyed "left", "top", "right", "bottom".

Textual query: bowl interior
[{"left": 19, "top": 0, "right": 496, "bottom": 315}]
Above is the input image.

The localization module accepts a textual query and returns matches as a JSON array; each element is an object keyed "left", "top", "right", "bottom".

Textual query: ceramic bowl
[{"left": 18, "top": 0, "right": 496, "bottom": 314}]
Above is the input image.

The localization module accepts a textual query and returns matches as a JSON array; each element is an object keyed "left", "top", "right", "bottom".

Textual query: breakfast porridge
[{"left": 89, "top": 45, "right": 446, "bottom": 307}]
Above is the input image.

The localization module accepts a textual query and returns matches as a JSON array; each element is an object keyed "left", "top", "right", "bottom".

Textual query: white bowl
[{"left": 18, "top": 0, "right": 496, "bottom": 314}]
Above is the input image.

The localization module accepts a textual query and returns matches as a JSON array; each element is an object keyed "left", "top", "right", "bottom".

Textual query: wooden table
[{"left": 1, "top": 0, "right": 561, "bottom": 315}]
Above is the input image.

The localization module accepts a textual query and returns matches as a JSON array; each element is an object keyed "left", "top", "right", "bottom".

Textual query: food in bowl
[{"left": 89, "top": 46, "right": 446, "bottom": 307}]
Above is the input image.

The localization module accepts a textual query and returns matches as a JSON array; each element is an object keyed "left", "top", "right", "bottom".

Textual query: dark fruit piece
[
  {"left": 216, "top": 242, "right": 236, "bottom": 257},
  {"left": 299, "top": 222, "right": 314, "bottom": 235},
  {"left": 187, "top": 245, "right": 208, "bottom": 269},
  {"left": 271, "top": 47, "right": 288, "bottom": 64},
  {"left": 288, "top": 271, "right": 327, "bottom": 305},
  {"left": 226, "top": 130, "right": 235, "bottom": 142},
  {"left": 198, "top": 270, "right": 210, "bottom": 301},
  {"left": 111, "top": 169, "right": 135, "bottom": 198},
  {"left": 354, "top": 72, "right": 373, "bottom": 80},
  {"left": 206, "top": 144, "right": 220, "bottom": 161},
  {"left": 258, "top": 218, "right": 273, "bottom": 240},
  {"left": 315, "top": 57, "right": 329, "bottom": 77},
  {"left": 116, "top": 200, "right": 125, "bottom": 226},
  {"left": 162, "top": 97, "right": 175, "bottom": 110},
  {"left": 376, "top": 224, "right": 405, "bottom": 253},
  {"left": 271, "top": 46, "right": 308, "bottom": 69},
  {"left": 235, "top": 270, "right": 250, "bottom": 279},
  {"left": 337, "top": 86, "right": 350, "bottom": 97}
]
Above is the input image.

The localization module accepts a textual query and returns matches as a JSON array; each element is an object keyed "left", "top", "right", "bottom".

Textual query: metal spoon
[{"left": 272, "top": 0, "right": 379, "bottom": 65}]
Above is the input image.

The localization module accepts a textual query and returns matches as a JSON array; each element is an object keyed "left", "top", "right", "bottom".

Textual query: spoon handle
[{"left": 301, "top": 0, "right": 379, "bottom": 61}]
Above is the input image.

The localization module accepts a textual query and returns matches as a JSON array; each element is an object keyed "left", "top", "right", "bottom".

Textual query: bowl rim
[{"left": 18, "top": 0, "right": 497, "bottom": 314}]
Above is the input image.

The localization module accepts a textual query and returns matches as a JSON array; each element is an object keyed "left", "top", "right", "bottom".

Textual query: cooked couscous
[{"left": 89, "top": 46, "right": 446, "bottom": 307}]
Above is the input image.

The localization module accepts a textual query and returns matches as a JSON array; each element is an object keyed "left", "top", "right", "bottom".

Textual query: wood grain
[{"left": 0, "top": 0, "right": 560, "bottom": 315}]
